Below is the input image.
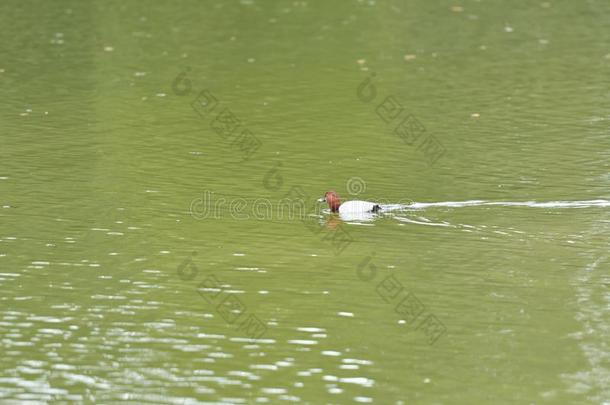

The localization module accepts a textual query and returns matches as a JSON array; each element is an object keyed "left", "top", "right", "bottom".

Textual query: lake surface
[{"left": 1, "top": 1, "right": 609, "bottom": 403}]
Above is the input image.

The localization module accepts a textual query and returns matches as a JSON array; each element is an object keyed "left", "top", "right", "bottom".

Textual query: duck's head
[{"left": 317, "top": 191, "right": 341, "bottom": 212}]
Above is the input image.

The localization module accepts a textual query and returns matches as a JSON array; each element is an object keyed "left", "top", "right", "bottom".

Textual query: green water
[{"left": 1, "top": 0, "right": 610, "bottom": 403}]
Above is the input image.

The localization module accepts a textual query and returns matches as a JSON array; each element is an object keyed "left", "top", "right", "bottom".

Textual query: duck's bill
[{"left": 317, "top": 197, "right": 326, "bottom": 203}]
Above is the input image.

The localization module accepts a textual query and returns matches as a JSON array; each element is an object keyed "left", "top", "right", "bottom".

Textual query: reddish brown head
[{"left": 318, "top": 191, "right": 341, "bottom": 212}]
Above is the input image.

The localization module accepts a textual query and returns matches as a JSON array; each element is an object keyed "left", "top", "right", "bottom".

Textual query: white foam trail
[
  {"left": 379, "top": 204, "right": 408, "bottom": 212},
  {"left": 406, "top": 199, "right": 610, "bottom": 209},
  {"left": 394, "top": 217, "right": 453, "bottom": 227}
]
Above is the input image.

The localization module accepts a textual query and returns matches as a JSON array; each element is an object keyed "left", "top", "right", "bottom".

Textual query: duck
[{"left": 318, "top": 191, "right": 381, "bottom": 214}]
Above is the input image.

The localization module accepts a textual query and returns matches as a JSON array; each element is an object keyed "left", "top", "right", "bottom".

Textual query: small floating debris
[
  {"left": 155, "top": 93, "right": 166, "bottom": 97},
  {"left": 340, "top": 377, "right": 374, "bottom": 387},
  {"left": 357, "top": 58, "right": 366, "bottom": 65},
  {"left": 451, "top": 5, "right": 464, "bottom": 12},
  {"left": 235, "top": 267, "right": 264, "bottom": 272},
  {"left": 471, "top": 113, "right": 480, "bottom": 118},
  {"left": 340, "top": 364, "right": 359, "bottom": 370},
  {"left": 504, "top": 26, "right": 514, "bottom": 33},
  {"left": 322, "top": 350, "right": 341, "bottom": 356},
  {"left": 247, "top": 57, "right": 255, "bottom": 63},
  {"left": 288, "top": 339, "right": 317, "bottom": 345},
  {"left": 103, "top": 46, "right": 114, "bottom": 52},
  {"left": 337, "top": 311, "right": 354, "bottom": 317},
  {"left": 403, "top": 54, "right": 417, "bottom": 61},
  {"left": 134, "top": 71, "right": 147, "bottom": 77},
  {"left": 250, "top": 364, "right": 278, "bottom": 371},
  {"left": 297, "top": 371, "right": 311, "bottom": 377},
  {"left": 50, "top": 34, "right": 65, "bottom": 45},
  {"left": 342, "top": 358, "right": 373, "bottom": 365},
  {"left": 297, "top": 327, "right": 325, "bottom": 333}
]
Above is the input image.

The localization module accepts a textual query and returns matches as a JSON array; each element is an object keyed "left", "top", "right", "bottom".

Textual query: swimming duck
[{"left": 318, "top": 191, "right": 381, "bottom": 214}]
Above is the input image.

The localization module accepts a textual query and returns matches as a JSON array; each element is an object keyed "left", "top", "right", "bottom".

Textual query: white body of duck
[{"left": 337, "top": 200, "right": 380, "bottom": 213}]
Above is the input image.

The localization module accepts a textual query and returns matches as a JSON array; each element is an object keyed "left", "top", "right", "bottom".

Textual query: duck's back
[{"left": 338, "top": 200, "right": 380, "bottom": 213}]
